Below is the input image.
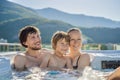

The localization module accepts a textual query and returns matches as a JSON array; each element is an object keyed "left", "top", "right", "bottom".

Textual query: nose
[
  {"left": 36, "top": 36, "right": 41, "bottom": 43},
  {"left": 63, "top": 44, "right": 69, "bottom": 49},
  {"left": 73, "top": 40, "right": 78, "bottom": 44}
]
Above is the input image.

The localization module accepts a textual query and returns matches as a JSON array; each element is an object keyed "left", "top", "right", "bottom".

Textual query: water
[
  {"left": 11, "top": 67, "right": 108, "bottom": 80},
  {"left": 1, "top": 50, "right": 120, "bottom": 80},
  {"left": 0, "top": 58, "right": 12, "bottom": 80}
]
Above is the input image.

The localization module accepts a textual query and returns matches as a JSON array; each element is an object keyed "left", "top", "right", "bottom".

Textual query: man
[{"left": 12, "top": 26, "right": 51, "bottom": 71}]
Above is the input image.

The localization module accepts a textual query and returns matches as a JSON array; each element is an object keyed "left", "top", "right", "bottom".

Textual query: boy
[{"left": 47, "top": 31, "right": 73, "bottom": 71}]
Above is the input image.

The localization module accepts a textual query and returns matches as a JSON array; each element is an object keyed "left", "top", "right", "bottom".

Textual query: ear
[
  {"left": 52, "top": 43, "right": 55, "bottom": 50},
  {"left": 23, "top": 42, "right": 28, "bottom": 46}
]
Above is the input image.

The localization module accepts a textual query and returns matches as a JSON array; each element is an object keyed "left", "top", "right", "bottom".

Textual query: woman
[
  {"left": 67, "top": 28, "right": 120, "bottom": 80},
  {"left": 67, "top": 28, "right": 90, "bottom": 71}
]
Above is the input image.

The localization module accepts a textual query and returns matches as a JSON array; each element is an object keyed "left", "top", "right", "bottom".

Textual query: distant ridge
[
  {"left": 37, "top": 8, "right": 120, "bottom": 28},
  {"left": 0, "top": 0, "right": 74, "bottom": 43},
  {"left": 0, "top": 0, "right": 120, "bottom": 43}
]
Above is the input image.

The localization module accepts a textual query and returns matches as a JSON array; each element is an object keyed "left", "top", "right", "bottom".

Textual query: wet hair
[
  {"left": 51, "top": 31, "right": 70, "bottom": 50},
  {"left": 19, "top": 26, "right": 40, "bottom": 48},
  {"left": 67, "top": 28, "right": 82, "bottom": 34}
]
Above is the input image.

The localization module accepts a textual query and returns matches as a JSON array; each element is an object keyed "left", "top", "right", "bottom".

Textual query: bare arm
[
  {"left": 107, "top": 67, "right": 120, "bottom": 80},
  {"left": 42, "top": 55, "right": 67, "bottom": 71},
  {"left": 77, "top": 54, "right": 90, "bottom": 71},
  {"left": 66, "top": 56, "right": 73, "bottom": 69},
  {"left": 40, "top": 53, "right": 51, "bottom": 68},
  {"left": 13, "top": 55, "right": 27, "bottom": 71}
]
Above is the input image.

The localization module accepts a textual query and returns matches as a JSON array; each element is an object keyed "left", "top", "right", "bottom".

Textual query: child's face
[{"left": 55, "top": 38, "right": 69, "bottom": 55}]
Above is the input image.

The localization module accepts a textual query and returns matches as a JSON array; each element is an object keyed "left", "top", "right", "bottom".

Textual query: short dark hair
[
  {"left": 51, "top": 31, "right": 70, "bottom": 50},
  {"left": 19, "top": 26, "right": 40, "bottom": 48}
]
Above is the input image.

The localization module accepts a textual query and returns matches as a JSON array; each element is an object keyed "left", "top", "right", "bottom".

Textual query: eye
[
  {"left": 31, "top": 36, "right": 35, "bottom": 39},
  {"left": 37, "top": 35, "right": 41, "bottom": 39},
  {"left": 70, "top": 39, "right": 75, "bottom": 41},
  {"left": 61, "top": 43, "right": 64, "bottom": 45},
  {"left": 78, "top": 39, "right": 81, "bottom": 41}
]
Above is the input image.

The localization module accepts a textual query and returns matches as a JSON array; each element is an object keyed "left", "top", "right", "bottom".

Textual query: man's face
[{"left": 24, "top": 32, "right": 42, "bottom": 50}]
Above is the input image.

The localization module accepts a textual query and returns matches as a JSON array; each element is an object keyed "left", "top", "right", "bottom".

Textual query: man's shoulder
[
  {"left": 40, "top": 48, "right": 53, "bottom": 55},
  {"left": 14, "top": 54, "right": 26, "bottom": 61},
  {"left": 41, "top": 48, "right": 52, "bottom": 52},
  {"left": 13, "top": 52, "right": 27, "bottom": 62},
  {"left": 12, "top": 53, "right": 27, "bottom": 71}
]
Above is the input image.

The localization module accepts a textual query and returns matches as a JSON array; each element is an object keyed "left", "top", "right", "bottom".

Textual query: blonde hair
[{"left": 67, "top": 28, "right": 82, "bottom": 34}]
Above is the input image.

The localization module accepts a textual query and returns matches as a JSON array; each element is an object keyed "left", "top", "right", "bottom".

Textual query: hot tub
[{"left": 1, "top": 50, "right": 120, "bottom": 80}]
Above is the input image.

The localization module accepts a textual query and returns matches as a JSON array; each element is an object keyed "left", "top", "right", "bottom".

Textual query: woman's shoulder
[
  {"left": 81, "top": 52, "right": 90, "bottom": 59},
  {"left": 81, "top": 52, "right": 89, "bottom": 56}
]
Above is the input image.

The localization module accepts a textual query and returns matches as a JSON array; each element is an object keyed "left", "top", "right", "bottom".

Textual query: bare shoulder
[
  {"left": 77, "top": 53, "right": 90, "bottom": 70},
  {"left": 41, "top": 48, "right": 53, "bottom": 56},
  {"left": 14, "top": 53, "right": 26, "bottom": 61},
  {"left": 81, "top": 53, "right": 90, "bottom": 59},
  {"left": 13, "top": 53, "right": 27, "bottom": 71},
  {"left": 64, "top": 55, "right": 71, "bottom": 59},
  {"left": 41, "top": 48, "right": 52, "bottom": 52},
  {"left": 49, "top": 54, "right": 55, "bottom": 60},
  {"left": 80, "top": 53, "right": 90, "bottom": 64}
]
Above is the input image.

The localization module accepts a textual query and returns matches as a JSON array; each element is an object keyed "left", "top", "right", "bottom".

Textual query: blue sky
[{"left": 8, "top": 0, "right": 120, "bottom": 21}]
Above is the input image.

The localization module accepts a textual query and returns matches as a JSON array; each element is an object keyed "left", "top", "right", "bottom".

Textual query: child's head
[{"left": 51, "top": 31, "right": 70, "bottom": 54}]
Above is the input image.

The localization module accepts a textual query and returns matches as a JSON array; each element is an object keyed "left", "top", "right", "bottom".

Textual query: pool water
[
  {"left": 1, "top": 50, "right": 120, "bottom": 80},
  {"left": 11, "top": 66, "right": 108, "bottom": 80}
]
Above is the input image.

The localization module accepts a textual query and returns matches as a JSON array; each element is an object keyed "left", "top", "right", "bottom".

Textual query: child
[{"left": 48, "top": 31, "right": 73, "bottom": 71}]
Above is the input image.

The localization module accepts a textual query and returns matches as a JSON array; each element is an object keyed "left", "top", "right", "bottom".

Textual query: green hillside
[
  {"left": 81, "top": 27, "right": 120, "bottom": 43},
  {"left": 0, "top": 0, "right": 120, "bottom": 44},
  {"left": 0, "top": 0, "right": 75, "bottom": 43}
]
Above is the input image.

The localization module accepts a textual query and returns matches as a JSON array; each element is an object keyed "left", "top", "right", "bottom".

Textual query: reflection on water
[
  {"left": 1, "top": 51, "right": 118, "bottom": 80},
  {"left": 11, "top": 67, "right": 109, "bottom": 80}
]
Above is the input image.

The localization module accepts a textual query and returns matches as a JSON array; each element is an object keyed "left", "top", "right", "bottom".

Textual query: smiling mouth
[
  {"left": 73, "top": 46, "right": 78, "bottom": 48},
  {"left": 35, "top": 42, "right": 41, "bottom": 45},
  {"left": 72, "top": 46, "right": 79, "bottom": 50}
]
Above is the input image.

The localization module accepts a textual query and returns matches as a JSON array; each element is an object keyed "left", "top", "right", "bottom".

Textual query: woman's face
[{"left": 69, "top": 31, "right": 82, "bottom": 52}]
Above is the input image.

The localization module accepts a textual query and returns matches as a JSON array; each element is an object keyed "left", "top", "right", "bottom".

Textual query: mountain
[
  {"left": 36, "top": 8, "right": 120, "bottom": 28},
  {"left": 0, "top": 0, "right": 120, "bottom": 44},
  {"left": 80, "top": 27, "right": 120, "bottom": 43},
  {"left": 0, "top": 0, "right": 74, "bottom": 43}
]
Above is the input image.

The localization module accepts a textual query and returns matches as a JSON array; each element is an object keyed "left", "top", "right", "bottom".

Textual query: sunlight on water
[
  {"left": 11, "top": 67, "right": 109, "bottom": 80},
  {"left": 78, "top": 67, "right": 107, "bottom": 80},
  {"left": 1, "top": 51, "right": 119, "bottom": 80}
]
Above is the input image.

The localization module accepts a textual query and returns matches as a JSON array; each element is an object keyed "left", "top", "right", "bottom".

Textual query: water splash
[{"left": 78, "top": 67, "right": 107, "bottom": 80}]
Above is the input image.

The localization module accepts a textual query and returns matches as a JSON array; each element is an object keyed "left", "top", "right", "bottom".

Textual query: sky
[{"left": 8, "top": 0, "right": 120, "bottom": 21}]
